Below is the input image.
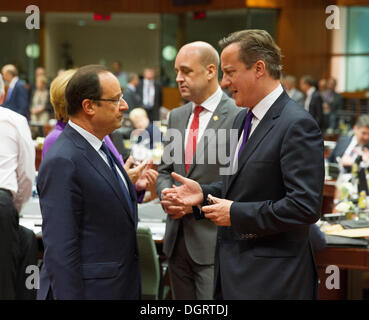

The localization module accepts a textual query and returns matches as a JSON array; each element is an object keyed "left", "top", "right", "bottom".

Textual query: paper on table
[{"left": 325, "top": 227, "right": 369, "bottom": 238}]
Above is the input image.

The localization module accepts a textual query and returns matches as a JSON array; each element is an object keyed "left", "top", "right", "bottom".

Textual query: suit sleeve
[
  {"left": 231, "top": 117, "right": 325, "bottom": 236},
  {"left": 156, "top": 112, "right": 175, "bottom": 199},
  {"left": 15, "top": 85, "right": 30, "bottom": 119},
  {"left": 37, "top": 156, "right": 84, "bottom": 299}
]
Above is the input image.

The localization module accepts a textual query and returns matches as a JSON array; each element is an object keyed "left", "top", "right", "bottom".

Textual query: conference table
[
  {"left": 20, "top": 192, "right": 369, "bottom": 300},
  {"left": 19, "top": 197, "right": 167, "bottom": 244}
]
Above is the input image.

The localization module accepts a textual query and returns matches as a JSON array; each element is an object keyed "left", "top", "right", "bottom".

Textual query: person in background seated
[
  {"left": 0, "top": 74, "right": 38, "bottom": 300},
  {"left": 129, "top": 107, "right": 162, "bottom": 150},
  {"left": 328, "top": 114, "right": 369, "bottom": 171},
  {"left": 42, "top": 69, "right": 157, "bottom": 200}
]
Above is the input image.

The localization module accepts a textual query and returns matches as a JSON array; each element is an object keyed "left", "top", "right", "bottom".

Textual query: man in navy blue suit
[
  {"left": 37, "top": 65, "right": 140, "bottom": 299},
  {"left": 1, "top": 65, "right": 29, "bottom": 120},
  {"left": 162, "top": 30, "right": 325, "bottom": 299}
]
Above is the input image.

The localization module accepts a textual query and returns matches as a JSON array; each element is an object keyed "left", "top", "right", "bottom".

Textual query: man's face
[
  {"left": 144, "top": 69, "right": 155, "bottom": 80},
  {"left": 175, "top": 47, "right": 210, "bottom": 103},
  {"left": 354, "top": 126, "right": 369, "bottom": 146},
  {"left": 299, "top": 79, "right": 308, "bottom": 93},
  {"left": 220, "top": 43, "right": 257, "bottom": 107},
  {"left": 1, "top": 68, "right": 11, "bottom": 84},
  {"left": 93, "top": 72, "right": 128, "bottom": 134},
  {"left": 283, "top": 79, "right": 293, "bottom": 91}
]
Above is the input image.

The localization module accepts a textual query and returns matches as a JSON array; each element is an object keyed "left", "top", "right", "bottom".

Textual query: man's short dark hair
[
  {"left": 356, "top": 114, "right": 369, "bottom": 129},
  {"left": 65, "top": 65, "right": 108, "bottom": 116},
  {"left": 300, "top": 75, "right": 316, "bottom": 87},
  {"left": 219, "top": 29, "right": 282, "bottom": 80}
]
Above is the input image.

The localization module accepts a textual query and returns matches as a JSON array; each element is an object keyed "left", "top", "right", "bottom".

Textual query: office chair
[{"left": 136, "top": 226, "right": 161, "bottom": 299}]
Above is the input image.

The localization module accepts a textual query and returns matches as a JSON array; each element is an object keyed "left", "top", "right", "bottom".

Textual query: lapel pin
[{"left": 213, "top": 115, "right": 218, "bottom": 121}]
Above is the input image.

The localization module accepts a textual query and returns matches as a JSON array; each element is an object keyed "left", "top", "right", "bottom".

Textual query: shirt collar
[
  {"left": 307, "top": 86, "right": 315, "bottom": 96},
  {"left": 251, "top": 84, "right": 283, "bottom": 121},
  {"left": 192, "top": 86, "right": 223, "bottom": 113},
  {"left": 68, "top": 120, "right": 103, "bottom": 152},
  {"left": 9, "top": 77, "right": 19, "bottom": 89}
]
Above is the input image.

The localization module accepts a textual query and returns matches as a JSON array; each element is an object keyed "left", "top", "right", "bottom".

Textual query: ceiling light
[{"left": 0, "top": 16, "right": 8, "bottom": 23}]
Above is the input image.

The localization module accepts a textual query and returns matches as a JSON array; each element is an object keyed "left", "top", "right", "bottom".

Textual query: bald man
[
  {"left": 156, "top": 41, "right": 240, "bottom": 299},
  {"left": 1, "top": 65, "right": 29, "bottom": 119}
]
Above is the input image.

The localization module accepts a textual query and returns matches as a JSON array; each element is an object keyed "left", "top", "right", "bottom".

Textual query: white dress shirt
[
  {"left": 184, "top": 86, "right": 223, "bottom": 148},
  {"left": 304, "top": 87, "right": 315, "bottom": 111},
  {"left": 68, "top": 120, "right": 129, "bottom": 190},
  {"left": 143, "top": 79, "right": 155, "bottom": 107},
  {"left": 233, "top": 84, "right": 283, "bottom": 166},
  {"left": 0, "top": 107, "right": 35, "bottom": 212}
]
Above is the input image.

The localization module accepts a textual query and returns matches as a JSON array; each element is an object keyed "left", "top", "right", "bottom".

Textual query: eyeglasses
[{"left": 93, "top": 94, "right": 124, "bottom": 106}]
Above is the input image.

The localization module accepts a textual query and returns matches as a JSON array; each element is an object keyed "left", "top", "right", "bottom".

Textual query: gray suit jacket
[
  {"left": 156, "top": 92, "right": 240, "bottom": 265},
  {"left": 288, "top": 88, "right": 304, "bottom": 108}
]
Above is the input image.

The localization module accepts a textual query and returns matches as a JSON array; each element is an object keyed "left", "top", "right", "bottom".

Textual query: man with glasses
[{"left": 37, "top": 65, "right": 140, "bottom": 300}]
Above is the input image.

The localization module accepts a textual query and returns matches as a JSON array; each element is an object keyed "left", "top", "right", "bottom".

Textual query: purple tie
[{"left": 238, "top": 110, "right": 254, "bottom": 157}]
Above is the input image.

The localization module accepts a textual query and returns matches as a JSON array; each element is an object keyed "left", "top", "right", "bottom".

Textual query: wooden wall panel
[{"left": 277, "top": 0, "right": 333, "bottom": 81}]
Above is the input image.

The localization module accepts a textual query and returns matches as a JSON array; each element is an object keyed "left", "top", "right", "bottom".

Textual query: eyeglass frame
[{"left": 92, "top": 94, "right": 124, "bottom": 106}]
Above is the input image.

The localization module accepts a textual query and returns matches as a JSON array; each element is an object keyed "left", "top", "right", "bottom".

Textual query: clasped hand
[{"left": 160, "top": 172, "right": 233, "bottom": 226}]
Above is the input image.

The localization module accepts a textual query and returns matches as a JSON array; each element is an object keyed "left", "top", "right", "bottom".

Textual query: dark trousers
[
  {"left": 0, "top": 190, "right": 38, "bottom": 300},
  {"left": 16, "top": 226, "right": 38, "bottom": 299},
  {"left": 0, "top": 189, "right": 19, "bottom": 299}
]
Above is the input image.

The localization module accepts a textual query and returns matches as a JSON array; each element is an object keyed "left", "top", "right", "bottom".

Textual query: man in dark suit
[
  {"left": 123, "top": 73, "right": 142, "bottom": 111},
  {"left": 156, "top": 41, "right": 240, "bottom": 299},
  {"left": 37, "top": 65, "right": 140, "bottom": 300},
  {"left": 137, "top": 68, "right": 162, "bottom": 121},
  {"left": 328, "top": 114, "right": 369, "bottom": 170},
  {"left": 300, "top": 75, "right": 324, "bottom": 130},
  {"left": 161, "top": 30, "right": 324, "bottom": 299},
  {"left": 1, "top": 64, "right": 29, "bottom": 119}
]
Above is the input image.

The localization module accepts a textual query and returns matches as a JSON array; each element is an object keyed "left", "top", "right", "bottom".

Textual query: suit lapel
[
  {"left": 64, "top": 125, "right": 136, "bottom": 226},
  {"left": 225, "top": 91, "right": 290, "bottom": 195},
  {"left": 186, "top": 93, "right": 230, "bottom": 176}
]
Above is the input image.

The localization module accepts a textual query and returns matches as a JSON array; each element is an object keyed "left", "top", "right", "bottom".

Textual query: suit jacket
[
  {"left": 3, "top": 79, "right": 29, "bottom": 120},
  {"left": 123, "top": 85, "right": 142, "bottom": 111},
  {"left": 136, "top": 80, "right": 162, "bottom": 121},
  {"left": 201, "top": 91, "right": 325, "bottom": 299},
  {"left": 37, "top": 124, "right": 140, "bottom": 300},
  {"left": 308, "top": 90, "right": 323, "bottom": 129},
  {"left": 157, "top": 93, "right": 240, "bottom": 265}
]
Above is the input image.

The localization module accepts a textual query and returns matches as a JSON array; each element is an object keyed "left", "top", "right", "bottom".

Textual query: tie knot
[
  {"left": 246, "top": 110, "right": 254, "bottom": 120},
  {"left": 100, "top": 142, "right": 110, "bottom": 155},
  {"left": 194, "top": 106, "right": 204, "bottom": 116}
]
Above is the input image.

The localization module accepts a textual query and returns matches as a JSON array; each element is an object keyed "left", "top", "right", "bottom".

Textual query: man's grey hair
[{"left": 0, "top": 74, "right": 4, "bottom": 97}]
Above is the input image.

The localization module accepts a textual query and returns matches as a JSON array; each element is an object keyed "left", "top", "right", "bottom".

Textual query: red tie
[{"left": 185, "top": 106, "right": 204, "bottom": 173}]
